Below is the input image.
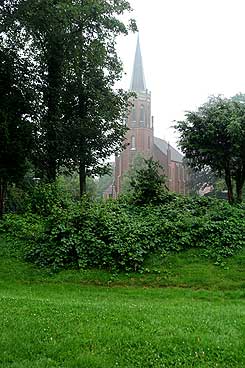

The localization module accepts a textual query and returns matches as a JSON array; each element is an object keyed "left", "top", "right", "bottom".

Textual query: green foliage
[
  {"left": 0, "top": 213, "right": 44, "bottom": 242},
  {"left": 28, "top": 183, "right": 72, "bottom": 217},
  {"left": 96, "top": 172, "right": 114, "bottom": 198},
  {"left": 121, "top": 153, "right": 146, "bottom": 194},
  {"left": 128, "top": 157, "right": 168, "bottom": 204},
  {"left": 57, "top": 170, "right": 115, "bottom": 200},
  {"left": 57, "top": 174, "right": 98, "bottom": 200},
  {"left": 1, "top": 0, "right": 136, "bottom": 192},
  {"left": 175, "top": 96, "right": 245, "bottom": 203},
  {"left": 187, "top": 166, "right": 217, "bottom": 195},
  {"left": 0, "top": 47, "right": 33, "bottom": 216},
  {"left": 1, "top": 194, "right": 244, "bottom": 272},
  {"left": 4, "top": 186, "right": 30, "bottom": 214}
]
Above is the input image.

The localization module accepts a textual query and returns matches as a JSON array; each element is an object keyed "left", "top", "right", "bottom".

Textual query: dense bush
[
  {"left": 1, "top": 191, "right": 244, "bottom": 272},
  {"left": 128, "top": 157, "right": 168, "bottom": 205},
  {"left": 28, "top": 183, "right": 72, "bottom": 216}
]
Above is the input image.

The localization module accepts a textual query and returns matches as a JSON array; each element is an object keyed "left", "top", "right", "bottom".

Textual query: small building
[{"left": 114, "top": 36, "right": 188, "bottom": 196}]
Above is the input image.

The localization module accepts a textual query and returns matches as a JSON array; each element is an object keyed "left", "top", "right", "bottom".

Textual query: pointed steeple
[{"left": 130, "top": 35, "right": 146, "bottom": 92}]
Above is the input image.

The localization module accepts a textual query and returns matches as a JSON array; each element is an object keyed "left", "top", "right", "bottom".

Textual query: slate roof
[
  {"left": 154, "top": 137, "right": 183, "bottom": 163},
  {"left": 130, "top": 35, "right": 146, "bottom": 92}
]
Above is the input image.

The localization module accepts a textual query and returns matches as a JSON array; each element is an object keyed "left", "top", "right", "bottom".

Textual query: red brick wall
[
  {"left": 115, "top": 92, "right": 188, "bottom": 196},
  {"left": 115, "top": 91, "right": 153, "bottom": 194}
]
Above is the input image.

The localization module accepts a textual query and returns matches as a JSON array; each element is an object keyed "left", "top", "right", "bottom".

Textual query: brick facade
[{"left": 114, "top": 37, "right": 188, "bottom": 196}]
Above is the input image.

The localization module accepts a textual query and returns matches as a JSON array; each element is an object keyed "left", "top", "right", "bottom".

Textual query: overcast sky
[{"left": 116, "top": 0, "right": 245, "bottom": 147}]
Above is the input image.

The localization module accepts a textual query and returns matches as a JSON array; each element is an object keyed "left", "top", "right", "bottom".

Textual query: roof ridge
[{"left": 153, "top": 137, "right": 183, "bottom": 162}]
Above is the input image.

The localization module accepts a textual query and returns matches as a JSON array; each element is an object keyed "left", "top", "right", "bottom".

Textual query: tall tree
[
  {"left": 1, "top": 0, "right": 136, "bottom": 193},
  {"left": 4, "top": 0, "right": 73, "bottom": 182},
  {"left": 0, "top": 48, "right": 33, "bottom": 216},
  {"left": 175, "top": 96, "right": 245, "bottom": 203},
  {"left": 59, "top": 0, "right": 136, "bottom": 195}
]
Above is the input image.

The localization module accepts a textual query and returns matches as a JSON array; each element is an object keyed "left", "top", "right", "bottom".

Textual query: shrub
[
  {"left": 28, "top": 183, "right": 72, "bottom": 216},
  {"left": 1, "top": 195, "right": 244, "bottom": 272},
  {"left": 129, "top": 157, "right": 168, "bottom": 205}
]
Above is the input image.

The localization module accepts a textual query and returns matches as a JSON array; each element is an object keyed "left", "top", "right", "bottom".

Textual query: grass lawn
[{"left": 0, "top": 236, "right": 244, "bottom": 367}]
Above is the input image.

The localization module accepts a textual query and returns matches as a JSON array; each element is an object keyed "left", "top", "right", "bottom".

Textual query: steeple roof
[{"left": 130, "top": 35, "right": 146, "bottom": 92}]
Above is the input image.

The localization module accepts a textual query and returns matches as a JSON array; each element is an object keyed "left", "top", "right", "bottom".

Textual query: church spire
[{"left": 130, "top": 35, "right": 146, "bottom": 92}]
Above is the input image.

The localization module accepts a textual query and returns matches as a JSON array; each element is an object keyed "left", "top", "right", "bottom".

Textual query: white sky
[{"left": 116, "top": 0, "right": 245, "bottom": 148}]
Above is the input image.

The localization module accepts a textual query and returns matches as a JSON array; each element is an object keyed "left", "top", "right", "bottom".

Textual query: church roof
[
  {"left": 130, "top": 35, "right": 146, "bottom": 92},
  {"left": 154, "top": 137, "right": 183, "bottom": 163}
]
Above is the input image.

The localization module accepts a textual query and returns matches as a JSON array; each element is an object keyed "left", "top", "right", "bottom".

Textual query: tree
[
  {"left": 57, "top": 173, "right": 98, "bottom": 200},
  {"left": 175, "top": 96, "right": 245, "bottom": 203},
  {"left": 231, "top": 92, "right": 245, "bottom": 104},
  {"left": 187, "top": 165, "right": 217, "bottom": 195},
  {"left": 58, "top": 0, "right": 136, "bottom": 195},
  {"left": 1, "top": 0, "right": 136, "bottom": 195},
  {"left": 129, "top": 157, "right": 168, "bottom": 205},
  {"left": 0, "top": 48, "right": 33, "bottom": 216},
  {"left": 96, "top": 168, "right": 114, "bottom": 198},
  {"left": 121, "top": 153, "right": 146, "bottom": 193}
]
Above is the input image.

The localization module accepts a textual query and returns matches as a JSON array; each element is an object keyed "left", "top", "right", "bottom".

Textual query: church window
[
  {"left": 131, "top": 107, "right": 136, "bottom": 127},
  {"left": 140, "top": 105, "right": 145, "bottom": 127},
  {"left": 131, "top": 135, "right": 136, "bottom": 150}
]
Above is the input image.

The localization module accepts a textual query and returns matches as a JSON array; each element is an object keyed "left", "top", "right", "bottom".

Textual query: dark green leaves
[
  {"left": 175, "top": 96, "right": 245, "bottom": 202},
  {"left": 2, "top": 192, "right": 244, "bottom": 272}
]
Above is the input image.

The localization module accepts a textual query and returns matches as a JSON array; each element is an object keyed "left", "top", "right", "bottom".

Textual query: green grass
[{"left": 0, "top": 236, "right": 244, "bottom": 367}]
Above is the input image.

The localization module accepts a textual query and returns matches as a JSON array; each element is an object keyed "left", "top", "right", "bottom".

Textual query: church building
[{"left": 114, "top": 37, "right": 188, "bottom": 196}]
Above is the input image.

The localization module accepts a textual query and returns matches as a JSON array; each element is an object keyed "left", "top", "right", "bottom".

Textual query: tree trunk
[
  {"left": 224, "top": 168, "right": 234, "bottom": 204},
  {"left": 44, "top": 40, "right": 64, "bottom": 182},
  {"left": 78, "top": 83, "right": 87, "bottom": 198},
  {"left": 46, "top": 154, "right": 57, "bottom": 183},
  {"left": 0, "top": 179, "right": 7, "bottom": 218},
  {"left": 79, "top": 161, "right": 86, "bottom": 197},
  {"left": 235, "top": 169, "right": 245, "bottom": 203},
  {"left": 236, "top": 183, "right": 243, "bottom": 203}
]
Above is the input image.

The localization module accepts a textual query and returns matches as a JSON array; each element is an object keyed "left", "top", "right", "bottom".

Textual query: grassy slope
[{"left": 0, "top": 237, "right": 244, "bottom": 367}]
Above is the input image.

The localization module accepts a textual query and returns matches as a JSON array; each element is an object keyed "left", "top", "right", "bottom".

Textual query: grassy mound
[
  {"left": 1, "top": 194, "right": 245, "bottom": 272},
  {"left": 1, "top": 236, "right": 244, "bottom": 290},
  {"left": 0, "top": 237, "right": 244, "bottom": 368}
]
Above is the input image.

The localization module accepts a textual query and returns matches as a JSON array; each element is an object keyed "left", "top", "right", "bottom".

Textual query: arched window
[
  {"left": 131, "top": 135, "right": 136, "bottom": 150},
  {"left": 131, "top": 107, "right": 136, "bottom": 127},
  {"left": 140, "top": 105, "right": 145, "bottom": 127},
  {"left": 148, "top": 136, "right": 151, "bottom": 149}
]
